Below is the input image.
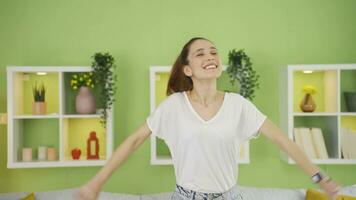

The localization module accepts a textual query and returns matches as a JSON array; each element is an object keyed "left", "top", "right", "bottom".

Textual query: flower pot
[
  {"left": 300, "top": 93, "right": 316, "bottom": 112},
  {"left": 344, "top": 92, "right": 356, "bottom": 112},
  {"left": 75, "top": 86, "right": 96, "bottom": 114},
  {"left": 32, "top": 102, "right": 46, "bottom": 115}
]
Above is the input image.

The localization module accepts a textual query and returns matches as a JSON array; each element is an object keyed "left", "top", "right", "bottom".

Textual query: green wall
[{"left": 1, "top": 0, "right": 356, "bottom": 194}]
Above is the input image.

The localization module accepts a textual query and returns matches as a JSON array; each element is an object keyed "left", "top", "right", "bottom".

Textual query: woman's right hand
[{"left": 74, "top": 184, "right": 99, "bottom": 200}]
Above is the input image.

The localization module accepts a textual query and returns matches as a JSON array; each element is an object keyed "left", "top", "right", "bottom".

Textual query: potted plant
[
  {"left": 91, "top": 52, "right": 117, "bottom": 127},
  {"left": 32, "top": 81, "right": 46, "bottom": 115},
  {"left": 70, "top": 72, "right": 96, "bottom": 114},
  {"left": 226, "top": 49, "right": 260, "bottom": 101}
]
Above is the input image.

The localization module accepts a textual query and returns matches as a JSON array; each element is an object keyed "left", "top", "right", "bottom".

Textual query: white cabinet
[
  {"left": 7, "top": 66, "right": 113, "bottom": 168},
  {"left": 149, "top": 66, "right": 250, "bottom": 165},
  {"left": 280, "top": 64, "right": 356, "bottom": 164}
]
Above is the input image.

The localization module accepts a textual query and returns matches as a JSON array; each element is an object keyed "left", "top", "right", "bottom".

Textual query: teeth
[{"left": 205, "top": 65, "right": 216, "bottom": 69}]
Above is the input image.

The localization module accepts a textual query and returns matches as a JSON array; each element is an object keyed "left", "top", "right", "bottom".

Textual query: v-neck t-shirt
[{"left": 146, "top": 91, "right": 267, "bottom": 193}]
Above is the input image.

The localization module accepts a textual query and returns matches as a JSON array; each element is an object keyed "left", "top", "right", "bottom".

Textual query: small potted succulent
[
  {"left": 91, "top": 52, "right": 117, "bottom": 127},
  {"left": 226, "top": 49, "right": 260, "bottom": 101},
  {"left": 32, "top": 81, "right": 46, "bottom": 115},
  {"left": 70, "top": 72, "right": 96, "bottom": 114}
]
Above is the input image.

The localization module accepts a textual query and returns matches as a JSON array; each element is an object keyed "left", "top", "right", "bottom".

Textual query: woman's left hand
[{"left": 318, "top": 178, "right": 340, "bottom": 200}]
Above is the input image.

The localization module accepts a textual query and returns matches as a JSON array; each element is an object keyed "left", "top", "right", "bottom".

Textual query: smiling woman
[{"left": 76, "top": 37, "right": 340, "bottom": 200}]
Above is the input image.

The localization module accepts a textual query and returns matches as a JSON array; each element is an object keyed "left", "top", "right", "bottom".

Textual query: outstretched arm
[
  {"left": 75, "top": 122, "right": 152, "bottom": 200},
  {"left": 259, "top": 118, "right": 340, "bottom": 199}
]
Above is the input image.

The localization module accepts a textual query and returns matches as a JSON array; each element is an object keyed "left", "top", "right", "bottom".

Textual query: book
[
  {"left": 310, "top": 128, "right": 329, "bottom": 159},
  {"left": 293, "top": 128, "right": 304, "bottom": 148},
  {"left": 299, "top": 127, "right": 318, "bottom": 159},
  {"left": 341, "top": 128, "right": 356, "bottom": 159},
  {"left": 351, "top": 130, "right": 356, "bottom": 159},
  {"left": 341, "top": 128, "right": 350, "bottom": 159}
]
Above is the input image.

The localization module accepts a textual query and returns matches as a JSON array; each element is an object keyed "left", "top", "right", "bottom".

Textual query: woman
[{"left": 76, "top": 37, "right": 340, "bottom": 200}]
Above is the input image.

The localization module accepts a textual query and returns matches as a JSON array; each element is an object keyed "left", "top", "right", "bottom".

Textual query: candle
[
  {"left": 47, "top": 147, "right": 56, "bottom": 161},
  {"left": 22, "top": 148, "right": 32, "bottom": 162},
  {"left": 38, "top": 146, "right": 47, "bottom": 161}
]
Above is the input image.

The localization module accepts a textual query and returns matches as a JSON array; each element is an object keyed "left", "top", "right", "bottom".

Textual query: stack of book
[
  {"left": 293, "top": 127, "right": 329, "bottom": 159},
  {"left": 341, "top": 128, "right": 356, "bottom": 159}
]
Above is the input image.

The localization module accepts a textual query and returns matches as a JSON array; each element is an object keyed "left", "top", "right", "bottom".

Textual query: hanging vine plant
[
  {"left": 226, "top": 49, "right": 260, "bottom": 101},
  {"left": 91, "top": 52, "right": 117, "bottom": 127}
]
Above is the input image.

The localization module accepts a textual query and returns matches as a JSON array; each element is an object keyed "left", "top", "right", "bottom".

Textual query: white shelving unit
[
  {"left": 280, "top": 64, "right": 356, "bottom": 164},
  {"left": 7, "top": 66, "right": 113, "bottom": 168},
  {"left": 149, "top": 66, "right": 250, "bottom": 165}
]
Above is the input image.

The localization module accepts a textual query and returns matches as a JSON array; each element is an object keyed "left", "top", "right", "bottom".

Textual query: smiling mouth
[{"left": 203, "top": 64, "right": 218, "bottom": 70}]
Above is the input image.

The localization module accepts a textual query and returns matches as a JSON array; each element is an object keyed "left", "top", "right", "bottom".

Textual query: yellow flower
[
  {"left": 70, "top": 72, "right": 95, "bottom": 90},
  {"left": 302, "top": 85, "right": 317, "bottom": 95}
]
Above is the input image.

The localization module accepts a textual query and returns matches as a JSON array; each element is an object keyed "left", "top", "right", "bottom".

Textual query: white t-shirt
[{"left": 146, "top": 91, "right": 267, "bottom": 193}]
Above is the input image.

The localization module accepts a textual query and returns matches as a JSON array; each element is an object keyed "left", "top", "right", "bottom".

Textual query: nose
[{"left": 207, "top": 55, "right": 215, "bottom": 61}]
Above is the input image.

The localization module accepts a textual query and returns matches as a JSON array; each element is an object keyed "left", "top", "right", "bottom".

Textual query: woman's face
[{"left": 184, "top": 39, "right": 222, "bottom": 81}]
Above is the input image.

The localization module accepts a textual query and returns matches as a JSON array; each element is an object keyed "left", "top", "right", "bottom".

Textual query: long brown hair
[{"left": 166, "top": 37, "right": 211, "bottom": 95}]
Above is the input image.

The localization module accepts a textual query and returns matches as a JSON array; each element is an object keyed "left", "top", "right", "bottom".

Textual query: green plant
[
  {"left": 91, "top": 52, "right": 117, "bottom": 127},
  {"left": 70, "top": 72, "right": 95, "bottom": 90},
  {"left": 32, "top": 81, "right": 46, "bottom": 102},
  {"left": 226, "top": 49, "right": 260, "bottom": 101}
]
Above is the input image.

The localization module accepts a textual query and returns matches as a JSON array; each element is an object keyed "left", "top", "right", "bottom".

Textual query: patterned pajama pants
[{"left": 170, "top": 184, "right": 243, "bottom": 200}]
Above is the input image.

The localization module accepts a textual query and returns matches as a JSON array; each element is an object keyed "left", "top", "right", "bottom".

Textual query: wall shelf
[
  {"left": 7, "top": 66, "right": 113, "bottom": 168},
  {"left": 280, "top": 64, "right": 356, "bottom": 164}
]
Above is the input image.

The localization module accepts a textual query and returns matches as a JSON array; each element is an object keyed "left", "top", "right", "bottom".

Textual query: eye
[
  {"left": 196, "top": 53, "right": 204, "bottom": 57},
  {"left": 211, "top": 51, "right": 217, "bottom": 55}
]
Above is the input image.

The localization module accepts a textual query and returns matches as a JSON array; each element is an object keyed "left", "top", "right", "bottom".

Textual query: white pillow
[
  {"left": 237, "top": 185, "right": 305, "bottom": 200},
  {"left": 140, "top": 192, "right": 174, "bottom": 200},
  {"left": 0, "top": 192, "right": 28, "bottom": 200},
  {"left": 339, "top": 185, "right": 356, "bottom": 197},
  {"left": 36, "top": 188, "right": 140, "bottom": 200}
]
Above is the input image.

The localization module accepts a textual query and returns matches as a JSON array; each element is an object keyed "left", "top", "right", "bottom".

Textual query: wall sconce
[{"left": 0, "top": 113, "right": 7, "bottom": 125}]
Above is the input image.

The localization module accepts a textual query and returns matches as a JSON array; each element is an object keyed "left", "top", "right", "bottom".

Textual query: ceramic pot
[
  {"left": 300, "top": 93, "right": 316, "bottom": 112},
  {"left": 75, "top": 86, "right": 96, "bottom": 114},
  {"left": 32, "top": 102, "right": 46, "bottom": 115}
]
